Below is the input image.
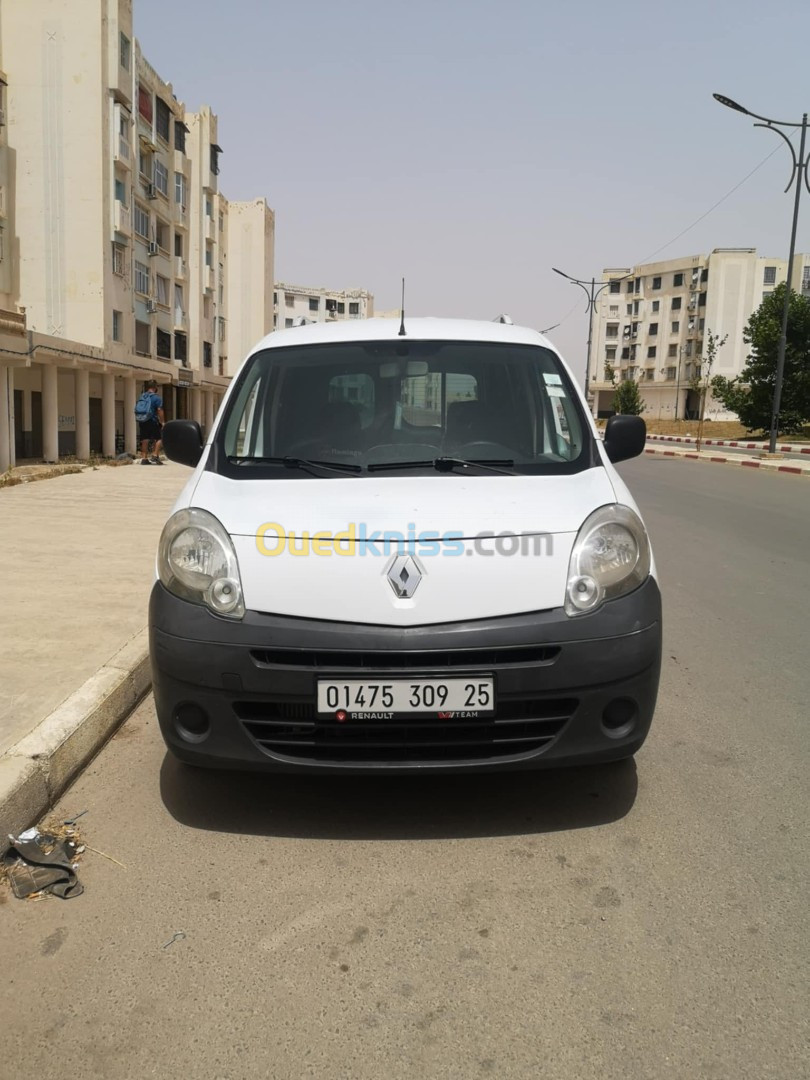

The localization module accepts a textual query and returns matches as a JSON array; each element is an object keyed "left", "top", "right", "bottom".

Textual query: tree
[
  {"left": 603, "top": 361, "right": 616, "bottom": 384},
  {"left": 710, "top": 283, "right": 810, "bottom": 434},
  {"left": 613, "top": 379, "right": 645, "bottom": 416},
  {"left": 693, "top": 330, "right": 727, "bottom": 452}
]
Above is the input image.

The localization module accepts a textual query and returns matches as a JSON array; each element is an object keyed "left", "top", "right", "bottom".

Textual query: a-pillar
[
  {"left": 101, "top": 373, "right": 116, "bottom": 458},
  {"left": 204, "top": 389, "right": 214, "bottom": 435},
  {"left": 0, "top": 365, "right": 11, "bottom": 472},
  {"left": 42, "top": 363, "right": 59, "bottom": 463},
  {"left": 190, "top": 387, "right": 202, "bottom": 427},
  {"left": 123, "top": 378, "right": 137, "bottom": 455},
  {"left": 75, "top": 369, "right": 90, "bottom": 460}
]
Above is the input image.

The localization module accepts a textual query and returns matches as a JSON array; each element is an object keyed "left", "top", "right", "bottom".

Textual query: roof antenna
[{"left": 398, "top": 277, "right": 407, "bottom": 336}]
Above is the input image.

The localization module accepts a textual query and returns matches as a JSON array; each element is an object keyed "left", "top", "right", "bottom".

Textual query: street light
[
  {"left": 551, "top": 268, "right": 617, "bottom": 387},
  {"left": 714, "top": 92, "right": 810, "bottom": 453}
]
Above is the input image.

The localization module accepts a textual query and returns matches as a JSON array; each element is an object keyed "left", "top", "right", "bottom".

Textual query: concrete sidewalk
[
  {"left": 0, "top": 462, "right": 191, "bottom": 834},
  {"left": 643, "top": 443, "right": 810, "bottom": 476}
]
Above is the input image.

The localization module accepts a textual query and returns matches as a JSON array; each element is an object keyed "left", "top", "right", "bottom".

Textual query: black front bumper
[
  {"left": 150, "top": 576, "right": 662, "bottom": 774},
  {"left": 149, "top": 578, "right": 662, "bottom": 774}
]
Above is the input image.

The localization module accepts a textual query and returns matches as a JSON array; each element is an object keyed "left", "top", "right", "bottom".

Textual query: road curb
[
  {"left": 647, "top": 434, "right": 810, "bottom": 454},
  {"left": 643, "top": 445, "right": 810, "bottom": 476},
  {"left": 0, "top": 630, "right": 151, "bottom": 840}
]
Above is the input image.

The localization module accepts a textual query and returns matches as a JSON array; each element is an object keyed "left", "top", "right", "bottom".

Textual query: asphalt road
[{"left": 2, "top": 458, "right": 808, "bottom": 1080}]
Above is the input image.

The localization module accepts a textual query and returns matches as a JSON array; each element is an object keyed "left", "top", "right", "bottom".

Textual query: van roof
[{"left": 248, "top": 317, "right": 555, "bottom": 356}]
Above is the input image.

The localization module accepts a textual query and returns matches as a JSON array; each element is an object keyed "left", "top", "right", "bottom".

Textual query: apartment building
[
  {"left": 0, "top": 0, "right": 274, "bottom": 468},
  {"left": 588, "top": 248, "right": 810, "bottom": 420},
  {"left": 273, "top": 284, "right": 374, "bottom": 330}
]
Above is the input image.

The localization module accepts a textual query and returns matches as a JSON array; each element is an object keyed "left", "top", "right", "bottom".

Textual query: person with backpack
[{"left": 134, "top": 381, "right": 165, "bottom": 465}]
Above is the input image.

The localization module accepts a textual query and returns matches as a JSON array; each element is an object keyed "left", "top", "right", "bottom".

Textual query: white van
[{"left": 150, "top": 317, "right": 661, "bottom": 773}]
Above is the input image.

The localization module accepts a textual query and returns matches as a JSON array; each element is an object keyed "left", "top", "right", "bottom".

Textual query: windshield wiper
[
  {"left": 228, "top": 455, "right": 362, "bottom": 475},
  {"left": 367, "top": 457, "right": 516, "bottom": 475}
]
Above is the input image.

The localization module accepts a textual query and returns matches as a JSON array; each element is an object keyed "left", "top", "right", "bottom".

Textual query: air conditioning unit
[
  {"left": 145, "top": 182, "right": 156, "bottom": 199},
  {"left": 146, "top": 299, "right": 157, "bottom": 313},
  {"left": 147, "top": 240, "right": 159, "bottom": 256}
]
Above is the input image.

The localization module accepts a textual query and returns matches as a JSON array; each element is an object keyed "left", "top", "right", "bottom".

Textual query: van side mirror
[
  {"left": 162, "top": 420, "right": 204, "bottom": 468},
  {"left": 603, "top": 414, "right": 646, "bottom": 463}
]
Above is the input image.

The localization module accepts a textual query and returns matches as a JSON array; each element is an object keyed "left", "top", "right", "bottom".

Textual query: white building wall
[{"left": 227, "top": 199, "right": 275, "bottom": 372}]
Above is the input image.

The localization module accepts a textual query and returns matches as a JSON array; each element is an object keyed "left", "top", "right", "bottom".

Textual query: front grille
[
  {"left": 249, "top": 645, "right": 560, "bottom": 670},
  {"left": 234, "top": 697, "right": 577, "bottom": 763}
]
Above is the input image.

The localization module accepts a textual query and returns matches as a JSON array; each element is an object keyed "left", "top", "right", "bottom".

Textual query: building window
[
  {"left": 205, "top": 196, "right": 213, "bottom": 217},
  {"left": 114, "top": 177, "right": 127, "bottom": 204},
  {"left": 626, "top": 304, "right": 632, "bottom": 316},
  {"left": 119, "top": 32, "right": 131, "bottom": 71},
  {"left": 134, "top": 259, "right": 150, "bottom": 295},
  {"left": 210, "top": 145, "right": 222, "bottom": 175},
  {"left": 652, "top": 300, "right": 660, "bottom": 313},
  {"left": 652, "top": 276, "right": 661, "bottom": 290},
  {"left": 203, "top": 341, "right": 213, "bottom": 368},
  {"left": 174, "top": 283, "right": 184, "bottom": 317},
  {"left": 155, "top": 98, "right": 170, "bottom": 143},
  {"left": 633, "top": 300, "right": 640, "bottom": 316},
  {"left": 626, "top": 280, "right": 634, "bottom": 294},
  {"left": 174, "top": 122, "right": 187, "bottom": 154},
  {"left": 156, "top": 328, "right": 172, "bottom": 359},
  {"left": 174, "top": 233, "right": 183, "bottom": 257},
  {"left": 338, "top": 302, "right": 345, "bottom": 314},
  {"left": 649, "top": 322, "right": 658, "bottom": 335},
  {"left": 605, "top": 346, "right": 617, "bottom": 361},
  {"left": 153, "top": 159, "right": 169, "bottom": 197},
  {"left": 137, "top": 84, "right": 152, "bottom": 123},
  {"left": 609, "top": 280, "right": 621, "bottom": 294},
  {"left": 666, "top": 366, "right": 677, "bottom": 380},
  {"left": 0, "top": 224, "right": 4, "bottom": 264},
  {"left": 205, "top": 245, "right": 213, "bottom": 268},
  {"left": 308, "top": 297, "right": 319, "bottom": 312},
  {"left": 155, "top": 274, "right": 169, "bottom": 307},
  {"left": 112, "top": 243, "right": 126, "bottom": 276},
  {"left": 217, "top": 315, "right": 226, "bottom": 343},
  {"left": 621, "top": 347, "right": 630, "bottom": 360},
  {"left": 647, "top": 346, "right": 656, "bottom": 359},
  {"left": 671, "top": 297, "right": 682, "bottom": 311},
  {"left": 174, "top": 172, "right": 187, "bottom": 207},
  {"left": 285, "top": 318, "right": 293, "bottom": 328},
  {"left": 802, "top": 265, "right": 810, "bottom": 291},
  {"left": 609, "top": 305, "right": 619, "bottom": 316},
  {"left": 285, "top": 293, "right": 295, "bottom": 308},
  {"left": 763, "top": 265, "right": 777, "bottom": 285},
  {"left": 135, "top": 319, "right": 150, "bottom": 356},
  {"left": 699, "top": 291, "right": 707, "bottom": 307},
  {"left": 634, "top": 278, "right": 641, "bottom": 293},
  {"left": 606, "top": 323, "right": 619, "bottom": 338},
  {"left": 668, "top": 344, "right": 677, "bottom": 358},
  {"left": 218, "top": 212, "right": 224, "bottom": 233},
  {"left": 174, "top": 332, "right": 188, "bottom": 365},
  {"left": 671, "top": 320, "right": 680, "bottom": 333},
  {"left": 701, "top": 268, "right": 709, "bottom": 282},
  {"left": 349, "top": 302, "right": 360, "bottom": 316},
  {"left": 673, "top": 272, "right": 684, "bottom": 287},
  {"left": 112, "top": 310, "right": 122, "bottom": 342},
  {"left": 273, "top": 292, "right": 278, "bottom": 304},
  {"left": 699, "top": 318, "right": 705, "bottom": 331},
  {"left": 154, "top": 218, "right": 168, "bottom": 251},
  {"left": 138, "top": 147, "right": 152, "bottom": 180}
]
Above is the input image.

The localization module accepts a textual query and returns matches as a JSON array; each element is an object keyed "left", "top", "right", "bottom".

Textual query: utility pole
[{"left": 714, "top": 93, "right": 809, "bottom": 452}]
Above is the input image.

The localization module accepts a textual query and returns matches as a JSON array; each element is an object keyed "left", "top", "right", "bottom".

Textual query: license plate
[{"left": 316, "top": 678, "right": 495, "bottom": 716}]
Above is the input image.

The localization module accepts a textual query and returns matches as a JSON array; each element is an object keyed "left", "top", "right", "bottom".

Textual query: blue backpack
[{"left": 134, "top": 392, "right": 155, "bottom": 422}]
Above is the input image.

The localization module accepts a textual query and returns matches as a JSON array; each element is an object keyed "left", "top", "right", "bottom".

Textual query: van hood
[{"left": 186, "top": 467, "right": 618, "bottom": 625}]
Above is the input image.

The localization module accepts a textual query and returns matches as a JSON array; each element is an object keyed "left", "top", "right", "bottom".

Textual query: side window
[
  {"left": 446, "top": 373, "right": 478, "bottom": 404},
  {"left": 224, "top": 369, "right": 264, "bottom": 456}
]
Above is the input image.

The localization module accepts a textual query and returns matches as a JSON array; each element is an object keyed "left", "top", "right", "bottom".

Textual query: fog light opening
[
  {"left": 174, "top": 703, "right": 211, "bottom": 743},
  {"left": 602, "top": 697, "right": 638, "bottom": 738}
]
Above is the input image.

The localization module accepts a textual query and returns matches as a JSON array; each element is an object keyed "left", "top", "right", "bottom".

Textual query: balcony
[
  {"left": 175, "top": 256, "right": 187, "bottom": 279},
  {"left": 0, "top": 307, "right": 26, "bottom": 336},
  {"left": 113, "top": 200, "right": 131, "bottom": 238},
  {"left": 204, "top": 216, "right": 214, "bottom": 240},
  {"left": 173, "top": 308, "right": 187, "bottom": 331},
  {"left": 114, "top": 134, "right": 131, "bottom": 170}
]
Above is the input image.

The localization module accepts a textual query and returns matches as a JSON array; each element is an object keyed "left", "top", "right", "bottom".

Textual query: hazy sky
[{"left": 136, "top": 0, "right": 810, "bottom": 378}]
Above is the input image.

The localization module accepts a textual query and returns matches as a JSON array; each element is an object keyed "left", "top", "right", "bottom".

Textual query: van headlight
[
  {"left": 158, "top": 508, "right": 245, "bottom": 619},
  {"left": 565, "top": 504, "right": 650, "bottom": 617}
]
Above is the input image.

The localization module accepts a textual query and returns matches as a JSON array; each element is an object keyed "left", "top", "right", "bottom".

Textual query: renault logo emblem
[{"left": 386, "top": 554, "right": 423, "bottom": 598}]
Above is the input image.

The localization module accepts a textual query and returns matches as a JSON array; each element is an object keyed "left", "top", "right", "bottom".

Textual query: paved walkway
[{"left": 0, "top": 463, "right": 190, "bottom": 756}]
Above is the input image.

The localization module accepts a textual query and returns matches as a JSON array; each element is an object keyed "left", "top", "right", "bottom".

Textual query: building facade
[
  {"left": 588, "top": 248, "right": 810, "bottom": 420},
  {"left": 273, "top": 283, "right": 374, "bottom": 330},
  {"left": 0, "top": 0, "right": 274, "bottom": 468}
]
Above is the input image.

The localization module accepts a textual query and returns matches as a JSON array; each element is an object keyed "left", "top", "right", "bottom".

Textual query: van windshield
[{"left": 215, "top": 340, "right": 595, "bottom": 477}]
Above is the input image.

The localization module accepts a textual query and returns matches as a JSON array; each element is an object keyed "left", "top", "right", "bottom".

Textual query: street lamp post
[
  {"left": 551, "top": 268, "right": 614, "bottom": 388},
  {"left": 714, "top": 93, "right": 810, "bottom": 453}
]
